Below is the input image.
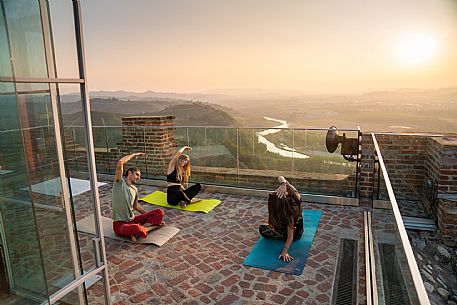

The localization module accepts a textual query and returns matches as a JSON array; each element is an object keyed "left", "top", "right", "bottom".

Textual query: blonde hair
[{"left": 176, "top": 154, "right": 191, "bottom": 187}]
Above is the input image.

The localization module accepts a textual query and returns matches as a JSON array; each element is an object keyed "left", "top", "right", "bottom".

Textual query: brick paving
[{"left": 77, "top": 181, "right": 367, "bottom": 305}]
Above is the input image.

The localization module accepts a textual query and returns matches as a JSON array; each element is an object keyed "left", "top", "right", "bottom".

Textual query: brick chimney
[{"left": 120, "top": 116, "right": 176, "bottom": 176}]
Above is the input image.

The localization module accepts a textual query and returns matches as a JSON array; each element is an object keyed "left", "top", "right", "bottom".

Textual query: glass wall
[
  {"left": 0, "top": 0, "right": 109, "bottom": 304},
  {"left": 83, "top": 125, "right": 358, "bottom": 197},
  {"left": 0, "top": 1, "right": 51, "bottom": 302}
]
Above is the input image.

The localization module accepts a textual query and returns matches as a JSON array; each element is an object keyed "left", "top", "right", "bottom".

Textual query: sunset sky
[{"left": 52, "top": 0, "right": 457, "bottom": 94}]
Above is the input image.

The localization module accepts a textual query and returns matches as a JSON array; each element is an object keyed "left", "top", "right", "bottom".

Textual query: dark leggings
[
  {"left": 167, "top": 183, "right": 202, "bottom": 205},
  {"left": 259, "top": 224, "right": 303, "bottom": 242}
]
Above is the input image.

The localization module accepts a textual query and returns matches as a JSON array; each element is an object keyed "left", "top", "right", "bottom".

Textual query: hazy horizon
[
  {"left": 63, "top": 84, "right": 457, "bottom": 97},
  {"left": 50, "top": 0, "right": 457, "bottom": 95}
]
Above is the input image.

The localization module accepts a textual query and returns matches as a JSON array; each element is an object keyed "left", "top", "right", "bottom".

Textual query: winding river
[{"left": 257, "top": 117, "right": 309, "bottom": 159}]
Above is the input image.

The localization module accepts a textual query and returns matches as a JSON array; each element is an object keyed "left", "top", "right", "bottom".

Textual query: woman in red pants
[{"left": 112, "top": 152, "right": 165, "bottom": 241}]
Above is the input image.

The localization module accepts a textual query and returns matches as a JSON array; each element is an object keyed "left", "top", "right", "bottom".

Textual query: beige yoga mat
[{"left": 76, "top": 214, "right": 179, "bottom": 246}]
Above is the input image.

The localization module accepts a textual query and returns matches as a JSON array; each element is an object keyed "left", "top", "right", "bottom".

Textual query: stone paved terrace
[{"left": 79, "top": 180, "right": 367, "bottom": 305}]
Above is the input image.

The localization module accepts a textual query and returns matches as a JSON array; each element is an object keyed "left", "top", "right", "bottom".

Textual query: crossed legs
[{"left": 113, "top": 208, "right": 165, "bottom": 240}]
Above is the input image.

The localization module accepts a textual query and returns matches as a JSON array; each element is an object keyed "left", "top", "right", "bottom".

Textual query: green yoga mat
[{"left": 140, "top": 190, "right": 221, "bottom": 213}]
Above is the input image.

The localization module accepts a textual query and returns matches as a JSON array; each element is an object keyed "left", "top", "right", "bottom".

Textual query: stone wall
[
  {"left": 434, "top": 137, "right": 457, "bottom": 246},
  {"left": 437, "top": 196, "right": 457, "bottom": 247},
  {"left": 360, "top": 133, "right": 431, "bottom": 200},
  {"left": 359, "top": 133, "right": 375, "bottom": 199},
  {"left": 422, "top": 137, "right": 442, "bottom": 217},
  {"left": 376, "top": 134, "right": 427, "bottom": 201},
  {"left": 360, "top": 133, "right": 457, "bottom": 247},
  {"left": 192, "top": 166, "right": 356, "bottom": 197}
]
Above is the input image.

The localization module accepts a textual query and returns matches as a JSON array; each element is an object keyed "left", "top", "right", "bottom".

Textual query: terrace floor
[{"left": 81, "top": 180, "right": 367, "bottom": 305}]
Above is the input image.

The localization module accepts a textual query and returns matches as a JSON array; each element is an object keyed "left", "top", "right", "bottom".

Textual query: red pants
[{"left": 113, "top": 208, "right": 164, "bottom": 238}]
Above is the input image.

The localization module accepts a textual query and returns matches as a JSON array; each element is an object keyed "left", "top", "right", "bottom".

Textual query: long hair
[
  {"left": 176, "top": 154, "right": 191, "bottom": 187},
  {"left": 267, "top": 193, "right": 300, "bottom": 232}
]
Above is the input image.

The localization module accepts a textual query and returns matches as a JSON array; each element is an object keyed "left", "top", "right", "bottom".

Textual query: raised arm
[
  {"left": 275, "top": 176, "right": 300, "bottom": 199},
  {"left": 167, "top": 146, "right": 192, "bottom": 174},
  {"left": 114, "top": 152, "right": 144, "bottom": 182}
]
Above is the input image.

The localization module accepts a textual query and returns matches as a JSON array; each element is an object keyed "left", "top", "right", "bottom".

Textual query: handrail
[
  {"left": 367, "top": 212, "right": 378, "bottom": 305},
  {"left": 371, "top": 131, "right": 445, "bottom": 137},
  {"left": 78, "top": 125, "right": 361, "bottom": 132},
  {"left": 364, "top": 211, "right": 372, "bottom": 305},
  {"left": 1, "top": 124, "right": 361, "bottom": 133},
  {"left": 371, "top": 133, "right": 431, "bottom": 305}
]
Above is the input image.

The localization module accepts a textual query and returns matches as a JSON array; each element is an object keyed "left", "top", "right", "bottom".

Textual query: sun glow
[{"left": 393, "top": 32, "right": 439, "bottom": 67}]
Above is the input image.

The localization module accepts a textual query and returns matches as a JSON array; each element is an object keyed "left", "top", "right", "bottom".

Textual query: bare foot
[
  {"left": 146, "top": 226, "right": 159, "bottom": 232},
  {"left": 190, "top": 198, "right": 201, "bottom": 204},
  {"left": 180, "top": 201, "right": 187, "bottom": 209},
  {"left": 145, "top": 222, "right": 165, "bottom": 232},
  {"left": 131, "top": 235, "right": 137, "bottom": 242}
]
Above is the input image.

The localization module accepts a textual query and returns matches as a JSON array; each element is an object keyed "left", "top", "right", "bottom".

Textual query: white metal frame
[
  {"left": 71, "top": 0, "right": 111, "bottom": 303},
  {"left": 39, "top": 0, "right": 85, "bottom": 303},
  {"left": 0, "top": 0, "right": 111, "bottom": 303}
]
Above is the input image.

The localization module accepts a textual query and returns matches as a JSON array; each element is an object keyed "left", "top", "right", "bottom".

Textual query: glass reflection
[
  {"left": 0, "top": 83, "right": 48, "bottom": 303},
  {"left": 3, "top": 0, "right": 48, "bottom": 78}
]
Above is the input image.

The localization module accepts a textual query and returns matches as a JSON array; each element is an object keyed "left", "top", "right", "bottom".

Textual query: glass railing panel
[
  {"left": 62, "top": 126, "right": 80, "bottom": 172},
  {"left": 372, "top": 208, "right": 422, "bottom": 304},
  {"left": 93, "top": 126, "right": 359, "bottom": 196},
  {"left": 371, "top": 133, "right": 430, "bottom": 305},
  {"left": 183, "top": 127, "right": 207, "bottom": 167},
  {"left": 104, "top": 125, "right": 122, "bottom": 176},
  {"left": 174, "top": 126, "right": 188, "bottom": 148},
  {"left": 92, "top": 126, "right": 111, "bottom": 174},
  {"left": 239, "top": 127, "right": 357, "bottom": 196},
  {"left": 180, "top": 127, "right": 238, "bottom": 186},
  {"left": 70, "top": 126, "right": 89, "bottom": 173},
  {"left": 236, "top": 127, "right": 293, "bottom": 189}
]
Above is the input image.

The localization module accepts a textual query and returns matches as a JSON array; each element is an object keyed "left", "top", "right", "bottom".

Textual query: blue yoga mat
[{"left": 243, "top": 209, "right": 322, "bottom": 275}]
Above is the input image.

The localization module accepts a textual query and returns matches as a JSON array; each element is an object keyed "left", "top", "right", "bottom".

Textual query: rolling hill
[{"left": 61, "top": 98, "right": 238, "bottom": 127}]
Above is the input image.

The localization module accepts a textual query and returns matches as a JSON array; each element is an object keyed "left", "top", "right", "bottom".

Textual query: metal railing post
[
  {"left": 103, "top": 126, "right": 110, "bottom": 173},
  {"left": 186, "top": 127, "right": 189, "bottom": 146},
  {"left": 236, "top": 128, "right": 240, "bottom": 187},
  {"left": 355, "top": 128, "right": 361, "bottom": 198},
  {"left": 204, "top": 127, "right": 207, "bottom": 167},
  {"left": 143, "top": 127, "right": 148, "bottom": 178},
  {"left": 292, "top": 129, "right": 295, "bottom": 173},
  {"left": 72, "top": 127, "right": 78, "bottom": 171},
  {"left": 252, "top": 129, "right": 255, "bottom": 157}
]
